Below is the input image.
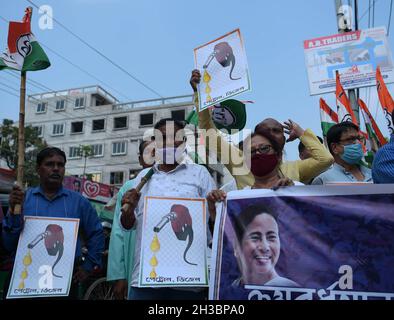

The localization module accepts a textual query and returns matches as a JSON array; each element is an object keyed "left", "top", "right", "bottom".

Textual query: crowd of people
[{"left": 1, "top": 70, "right": 393, "bottom": 300}]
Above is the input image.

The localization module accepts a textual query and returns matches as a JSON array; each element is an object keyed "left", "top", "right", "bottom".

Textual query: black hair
[
  {"left": 36, "top": 147, "right": 67, "bottom": 166},
  {"left": 298, "top": 136, "right": 323, "bottom": 153},
  {"left": 154, "top": 118, "right": 186, "bottom": 131},
  {"left": 138, "top": 140, "right": 151, "bottom": 155},
  {"left": 326, "top": 122, "right": 359, "bottom": 154},
  {"left": 231, "top": 203, "right": 278, "bottom": 244}
]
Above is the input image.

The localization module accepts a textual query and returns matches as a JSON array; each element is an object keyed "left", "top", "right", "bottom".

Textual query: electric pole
[{"left": 335, "top": 0, "right": 360, "bottom": 124}]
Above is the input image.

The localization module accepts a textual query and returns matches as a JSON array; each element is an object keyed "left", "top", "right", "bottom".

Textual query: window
[
  {"left": 55, "top": 100, "right": 65, "bottom": 111},
  {"left": 33, "top": 125, "right": 43, "bottom": 137},
  {"left": 171, "top": 110, "right": 185, "bottom": 121},
  {"left": 52, "top": 123, "right": 64, "bottom": 136},
  {"left": 113, "top": 116, "right": 128, "bottom": 130},
  {"left": 112, "top": 141, "right": 127, "bottom": 155},
  {"left": 69, "top": 146, "right": 82, "bottom": 159},
  {"left": 71, "top": 121, "right": 84, "bottom": 134},
  {"left": 140, "top": 113, "right": 154, "bottom": 126},
  {"left": 75, "top": 97, "right": 85, "bottom": 108},
  {"left": 90, "top": 144, "right": 103, "bottom": 157},
  {"left": 36, "top": 102, "right": 46, "bottom": 113},
  {"left": 92, "top": 119, "right": 105, "bottom": 132},
  {"left": 110, "top": 171, "right": 124, "bottom": 185},
  {"left": 91, "top": 172, "right": 102, "bottom": 182}
]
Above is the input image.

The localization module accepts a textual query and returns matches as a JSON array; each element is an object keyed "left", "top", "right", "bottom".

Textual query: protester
[
  {"left": 207, "top": 129, "right": 302, "bottom": 222},
  {"left": 107, "top": 140, "right": 155, "bottom": 300},
  {"left": 190, "top": 69, "right": 333, "bottom": 189},
  {"left": 2, "top": 147, "right": 104, "bottom": 298},
  {"left": 372, "top": 112, "right": 394, "bottom": 183},
  {"left": 312, "top": 122, "right": 372, "bottom": 184},
  {"left": 299, "top": 136, "right": 324, "bottom": 160},
  {"left": 120, "top": 118, "right": 216, "bottom": 300}
]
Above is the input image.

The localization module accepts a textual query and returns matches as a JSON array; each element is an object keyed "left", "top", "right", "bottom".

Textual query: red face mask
[{"left": 250, "top": 153, "right": 279, "bottom": 177}]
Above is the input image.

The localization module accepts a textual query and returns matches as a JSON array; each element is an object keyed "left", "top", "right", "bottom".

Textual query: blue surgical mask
[
  {"left": 156, "top": 146, "right": 185, "bottom": 164},
  {"left": 340, "top": 143, "right": 364, "bottom": 164}
]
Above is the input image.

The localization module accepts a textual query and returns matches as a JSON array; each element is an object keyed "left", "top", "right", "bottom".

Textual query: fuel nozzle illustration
[
  {"left": 28, "top": 224, "right": 64, "bottom": 278},
  {"left": 153, "top": 204, "right": 197, "bottom": 266},
  {"left": 203, "top": 41, "right": 240, "bottom": 80}
]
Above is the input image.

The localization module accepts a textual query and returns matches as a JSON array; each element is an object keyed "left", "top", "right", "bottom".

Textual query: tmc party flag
[
  {"left": 0, "top": 7, "right": 50, "bottom": 72},
  {"left": 358, "top": 98, "right": 387, "bottom": 148},
  {"left": 376, "top": 66, "right": 394, "bottom": 133},
  {"left": 336, "top": 71, "right": 357, "bottom": 125},
  {"left": 319, "top": 98, "right": 338, "bottom": 136},
  {"left": 187, "top": 99, "right": 247, "bottom": 131}
]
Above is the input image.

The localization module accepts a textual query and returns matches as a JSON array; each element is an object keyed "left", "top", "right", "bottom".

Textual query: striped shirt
[{"left": 372, "top": 134, "right": 394, "bottom": 184}]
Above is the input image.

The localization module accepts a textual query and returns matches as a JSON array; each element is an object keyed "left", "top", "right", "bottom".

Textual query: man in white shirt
[{"left": 120, "top": 118, "right": 216, "bottom": 300}]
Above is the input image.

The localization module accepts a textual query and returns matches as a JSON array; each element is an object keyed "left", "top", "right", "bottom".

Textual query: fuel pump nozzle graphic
[
  {"left": 27, "top": 224, "right": 64, "bottom": 278},
  {"left": 153, "top": 204, "right": 197, "bottom": 266}
]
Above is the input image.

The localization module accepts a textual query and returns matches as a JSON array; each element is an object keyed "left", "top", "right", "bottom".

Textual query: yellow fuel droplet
[
  {"left": 23, "top": 250, "right": 32, "bottom": 267},
  {"left": 18, "top": 281, "right": 25, "bottom": 289},
  {"left": 150, "top": 233, "right": 160, "bottom": 252},
  {"left": 150, "top": 269, "right": 157, "bottom": 278},
  {"left": 205, "top": 84, "right": 211, "bottom": 94},
  {"left": 203, "top": 70, "right": 211, "bottom": 83},
  {"left": 150, "top": 255, "right": 158, "bottom": 267},
  {"left": 21, "top": 269, "right": 28, "bottom": 279}
]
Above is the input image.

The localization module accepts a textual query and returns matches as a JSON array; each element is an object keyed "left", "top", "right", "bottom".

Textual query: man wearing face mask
[
  {"left": 312, "top": 122, "right": 372, "bottom": 185},
  {"left": 120, "top": 118, "right": 216, "bottom": 300}
]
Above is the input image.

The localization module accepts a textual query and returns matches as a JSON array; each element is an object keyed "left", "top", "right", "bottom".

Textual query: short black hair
[
  {"left": 154, "top": 118, "right": 186, "bottom": 131},
  {"left": 36, "top": 147, "right": 67, "bottom": 166},
  {"left": 231, "top": 203, "right": 278, "bottom": 244},
  {"left": 138, "top": 140, "right": 151, "bottom": 155},
  {"left": 326, "top": 122, "right": 359, "bottom": 154},
  {"left": 298, "top": 136, "right": 323, "bottom": 153}
]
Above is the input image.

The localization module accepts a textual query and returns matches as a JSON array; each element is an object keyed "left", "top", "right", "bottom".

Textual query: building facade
[{"left": 25, "top": 85, "right": 199, "bottom": 186}]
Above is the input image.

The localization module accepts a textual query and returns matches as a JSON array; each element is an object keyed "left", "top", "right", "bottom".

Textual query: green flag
[{"left": 0, "top": 8, "right": 50, "bottom": 72}]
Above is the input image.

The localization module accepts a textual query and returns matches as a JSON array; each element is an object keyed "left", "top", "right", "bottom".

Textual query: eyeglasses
[
  {"left": 338, "top": 136, "right": 363, "bottom": 145},
  {"left": 251, "top": 145, "right": 274, "bottom": 156}
]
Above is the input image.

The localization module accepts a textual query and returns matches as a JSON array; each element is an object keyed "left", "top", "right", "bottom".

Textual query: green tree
[
  {"left": 80, "top": 144, "right": 93, "bottom": 179},
  {"left": 0, "top": 119, "right": 47, "bottom": 186}
]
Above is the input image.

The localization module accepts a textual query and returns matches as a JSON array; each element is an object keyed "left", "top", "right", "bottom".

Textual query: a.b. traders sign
[{"left": 304, "top": 27, "right": 394, "bottom": 95}]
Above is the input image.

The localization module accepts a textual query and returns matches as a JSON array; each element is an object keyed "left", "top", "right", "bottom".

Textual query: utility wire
[{"left": 26, "top": 0, "right": 163, "bottom": 98}]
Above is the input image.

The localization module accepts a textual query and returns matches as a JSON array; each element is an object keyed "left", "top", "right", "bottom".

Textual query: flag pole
[{"left": 14, "top": 70, "right": 27, "bottom": 215}]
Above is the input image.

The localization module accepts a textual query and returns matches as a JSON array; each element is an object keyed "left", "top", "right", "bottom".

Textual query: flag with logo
[
  {"left": 0, "top": 7, "right": 50, "bottom": 72},
  {"left": 358, "top": 99, "right": 387, "bottom": 151},
  {"left": 319, "top": 98, "right": 338, "bottom": 137},
  {"left": 336, "top": 71, "right": 357, "bottom": 125},
  {"left": 376, "top": 66, "right": 394, "bottom": 134},
  {"left": 186, "top": 99, "right": 248, "bottom": 131}
]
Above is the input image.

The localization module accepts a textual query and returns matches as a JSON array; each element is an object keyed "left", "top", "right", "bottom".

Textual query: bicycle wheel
[{"left": 83, "top": 277, "right": 114, "bottom": 300}]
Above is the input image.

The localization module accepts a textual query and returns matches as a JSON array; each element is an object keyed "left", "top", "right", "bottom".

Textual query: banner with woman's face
[{"left": 210, "top": 185, "right": 394, "bottom": 300}]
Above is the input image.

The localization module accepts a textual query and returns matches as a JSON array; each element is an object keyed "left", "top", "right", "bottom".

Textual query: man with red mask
[{"left": 190, "top": 69, "right": 333, "bottom": 189}]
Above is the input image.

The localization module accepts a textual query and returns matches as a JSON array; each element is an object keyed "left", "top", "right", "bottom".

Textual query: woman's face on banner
[{"left": 240, "top": 213, "right": 280, "bottom": 281}]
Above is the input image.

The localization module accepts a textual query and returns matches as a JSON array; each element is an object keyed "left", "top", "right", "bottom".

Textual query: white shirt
[{"left": 120, "top": 162, "right": 216, "bottom": 287}]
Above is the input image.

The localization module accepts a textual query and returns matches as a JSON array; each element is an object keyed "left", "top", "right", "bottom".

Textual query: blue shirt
[
  {"left": 2, "top": 186, "right": 104, "bottom": 271},
  {"left": 372, "top": 134, "right": 394, "bottom": 183},
  {"left": 311, "top": 163, "right": 373, "bottom": 185}
]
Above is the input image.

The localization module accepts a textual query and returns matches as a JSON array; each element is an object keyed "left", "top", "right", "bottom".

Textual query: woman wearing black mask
[{"left": 207, "top": 129, "right": 302, "bottom": 221}]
